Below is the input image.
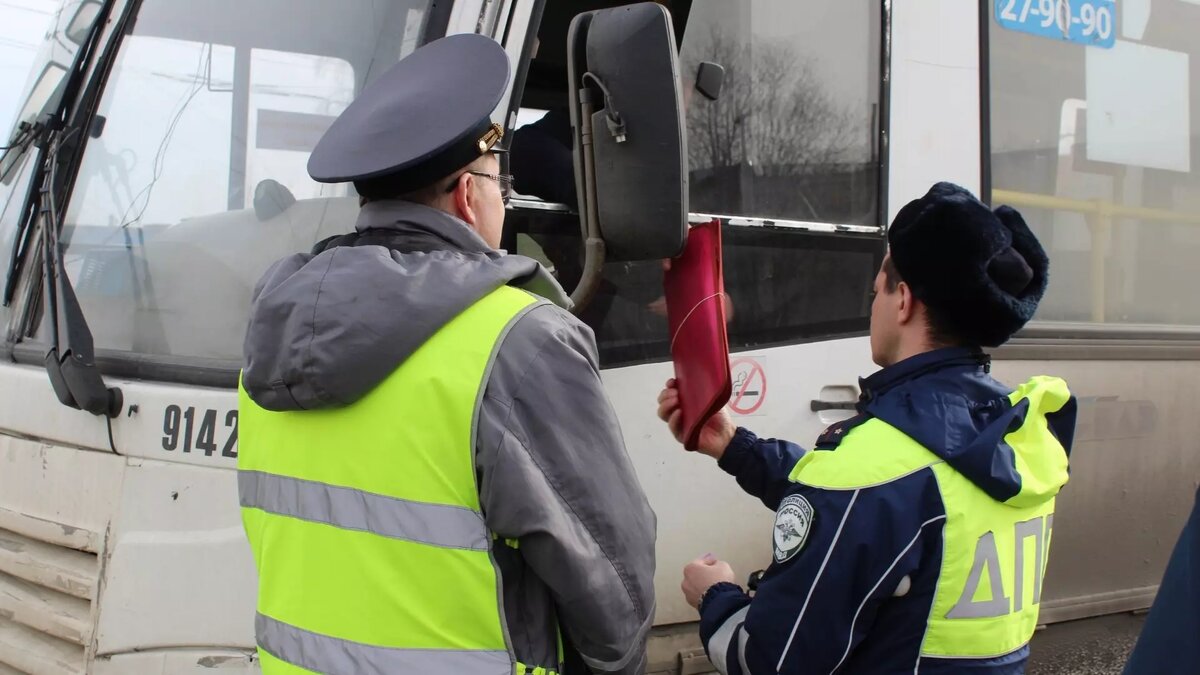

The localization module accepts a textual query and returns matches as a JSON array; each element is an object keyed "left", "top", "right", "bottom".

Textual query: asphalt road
[{"left": 1027, "top": 613, "right": 1146, "bottom": 675}]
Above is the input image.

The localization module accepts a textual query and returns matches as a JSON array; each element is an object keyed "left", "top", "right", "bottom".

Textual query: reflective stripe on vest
[
  {"left": 255, "top": 612, "right": 511, "bottom": 675},
  {"left": 789, "top": 376, "right": 1071, "bottom": 659},
  {"left": 239, "top": 285, "right": 540, "bottom": 674},
  {"left": 239, "top": 471, "right": 490, "bottom": 550}
]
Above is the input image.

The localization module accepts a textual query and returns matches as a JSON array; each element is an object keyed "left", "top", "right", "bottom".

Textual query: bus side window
[
  {"left": 679, "top": 0, "right": 885, "bottom": 355},
  {"left": 988, "top": 0, "right": 1200, "bottom": 328}
]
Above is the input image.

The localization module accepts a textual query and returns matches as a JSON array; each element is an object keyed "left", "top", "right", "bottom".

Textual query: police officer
[
  {"left": 238, "top": 34, "right": 655, "bottom": 675},
  {"left": 657, "top": 182, "right": 1077, "bottom": 674}
]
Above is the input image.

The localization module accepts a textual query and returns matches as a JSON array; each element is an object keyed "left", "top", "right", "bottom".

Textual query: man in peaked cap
[
  {"left": 657, "top": 182, "right": 1078, "bottom": 674},
  {"left": 236, "top": 34, "right": 655, "bottom": 675}
]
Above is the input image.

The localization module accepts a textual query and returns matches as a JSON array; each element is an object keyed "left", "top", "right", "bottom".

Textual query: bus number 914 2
[{"left": 162, "top": 405, "right": 238, "bottom": 458}]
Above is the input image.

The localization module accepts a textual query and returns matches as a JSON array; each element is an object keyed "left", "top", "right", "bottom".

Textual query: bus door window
[
  {"left": 507, "top": 0, "right": 884, "bottom": 367},
  {"left": 506, "top": 1, "right": 696, "bottom": 366},
  {"left": 678, "top": 0, "right": 885, "bottom": 357}
]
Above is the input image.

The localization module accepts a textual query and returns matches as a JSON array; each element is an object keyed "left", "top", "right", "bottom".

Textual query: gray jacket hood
[{"left": 242, "top": 200, "right": 571, "bottom": 411}]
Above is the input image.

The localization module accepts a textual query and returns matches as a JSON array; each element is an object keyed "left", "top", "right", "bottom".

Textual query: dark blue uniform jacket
[
  {"left": 1123, "top": 486, "right": 1200, "bottom": 675},
  {"left": 698, "top": 348, "right": 1077, "bottom": 674}
]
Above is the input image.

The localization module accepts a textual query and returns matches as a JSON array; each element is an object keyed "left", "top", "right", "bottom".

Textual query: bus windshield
[{"left": 17, "top": 0, "right": 436, "bottom": 365}]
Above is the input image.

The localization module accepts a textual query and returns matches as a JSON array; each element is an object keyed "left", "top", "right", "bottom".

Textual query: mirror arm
[{"left": 569, "top": 86, "right": 607, "bottom": 312}]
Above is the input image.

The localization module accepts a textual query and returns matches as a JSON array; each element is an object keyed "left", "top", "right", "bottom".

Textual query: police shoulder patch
[{"left": 773, "top": 494, "right": 815, "bottom": 563}]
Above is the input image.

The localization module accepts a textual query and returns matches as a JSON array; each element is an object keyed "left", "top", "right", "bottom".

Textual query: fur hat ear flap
[{"left": 993, "top": 205, "right": 1049, "bottom": 305}]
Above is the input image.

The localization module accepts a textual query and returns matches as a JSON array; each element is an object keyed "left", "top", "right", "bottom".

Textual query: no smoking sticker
[{"left": 729, "top": 357, "right": 767, "bottom": 416}]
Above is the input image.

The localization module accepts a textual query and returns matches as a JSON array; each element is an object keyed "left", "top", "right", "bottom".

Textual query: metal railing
[{"left": 992, "top": 189, "right": 1200, "bottom": 323}]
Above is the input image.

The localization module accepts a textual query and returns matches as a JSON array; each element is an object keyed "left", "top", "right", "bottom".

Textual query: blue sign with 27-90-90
[{"left": 995, "top": 0, "right": 1116, "bottom": 48}]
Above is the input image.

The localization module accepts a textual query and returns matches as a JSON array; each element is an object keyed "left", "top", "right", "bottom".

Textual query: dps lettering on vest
[
  {"left": 948, "top": 514, "right": 1053, "bottom": 619},
  {"left": 789, "top": 375, "right": 1071, "bottom": 660}
]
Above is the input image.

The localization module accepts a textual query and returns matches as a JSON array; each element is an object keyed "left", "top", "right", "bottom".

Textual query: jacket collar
[
  {"left": 859, "top": 346, "right": 990, "bottom": 404},
  {"left": 354, "top": 199, "right": 494, "bottom": 255}
]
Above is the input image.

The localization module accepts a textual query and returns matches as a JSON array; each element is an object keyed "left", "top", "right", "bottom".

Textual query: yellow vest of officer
[
  {"left": 790, "top": 376, "right": 1071, "bottom": 659},
  {"left": 238, "top": 285, "right": 552, "bottom": 675}
]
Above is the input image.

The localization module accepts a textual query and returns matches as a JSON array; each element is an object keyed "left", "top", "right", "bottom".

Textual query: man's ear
[
  {"left": 452, "top": 173, "right": 478, "bottom": 226},
  {"left": 896, "top": 281, "right": 917, "bottom": 325}
]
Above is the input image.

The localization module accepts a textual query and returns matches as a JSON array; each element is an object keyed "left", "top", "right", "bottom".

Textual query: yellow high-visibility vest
[{"left": 239, "top": 285, "right": 553, "bottom": 674}]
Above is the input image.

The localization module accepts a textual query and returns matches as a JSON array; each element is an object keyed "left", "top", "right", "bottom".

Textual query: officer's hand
[
  {"left": 657, "top": 379, "right": 737, "bottom": 460},
  {"left": 682, "top": 554, "right": 736, "bottom": 610}
]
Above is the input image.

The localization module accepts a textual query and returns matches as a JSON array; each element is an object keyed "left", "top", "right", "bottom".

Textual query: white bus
[{"left": 0, "top": 0, "right": 1195, "bottom": 672}]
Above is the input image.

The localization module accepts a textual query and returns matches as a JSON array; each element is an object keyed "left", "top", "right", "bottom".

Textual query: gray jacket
[{"left": 242, "top": 200, "right": 656, "bottom": 674}]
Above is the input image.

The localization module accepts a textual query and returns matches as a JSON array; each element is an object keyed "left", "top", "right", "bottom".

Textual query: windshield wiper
[
  {"left": 4, "top": 0, "right": 123, "bottom": 417},
  {"left": 3, "top": 109, "right": 63, "bottom": 305},
  {"left": 40, "top": 130, "right": 122, "bottom": 417}
]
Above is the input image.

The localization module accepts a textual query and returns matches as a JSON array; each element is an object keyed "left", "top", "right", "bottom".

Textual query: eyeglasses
[{"left": 446, "top": 170, "right": 515, "bottom": 204}]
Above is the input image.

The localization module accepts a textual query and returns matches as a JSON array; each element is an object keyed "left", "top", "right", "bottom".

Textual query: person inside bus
[
  {"left": 237, "top": 34, "right": 655, "bottom": 675},
  {"left": 656, "top": 182, "right": 1077, "bottom": 674},
  {"left": 511, "top": 106, "right": 577, "bottom": 208}
]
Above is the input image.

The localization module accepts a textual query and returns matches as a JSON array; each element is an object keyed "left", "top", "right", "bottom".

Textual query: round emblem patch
[{"left": 773, "top": 494, "right": 815, "bottom": 563}]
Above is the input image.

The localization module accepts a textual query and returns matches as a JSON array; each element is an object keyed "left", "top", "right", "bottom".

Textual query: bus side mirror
[{"left": 567, "top": 2, "right": 688, "bottom": 266}]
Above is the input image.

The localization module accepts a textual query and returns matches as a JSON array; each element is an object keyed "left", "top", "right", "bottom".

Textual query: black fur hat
[{"left": 887, "top": 182, "right": 1049, "bottom": 347}]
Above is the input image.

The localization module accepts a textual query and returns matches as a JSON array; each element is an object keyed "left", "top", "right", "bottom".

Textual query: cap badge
[{"left": 477, "top": 122, "right": 503, "bottom": 154}]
